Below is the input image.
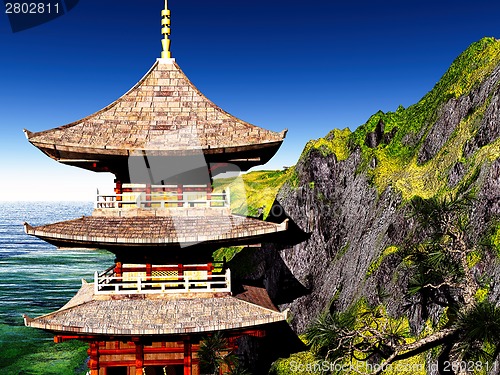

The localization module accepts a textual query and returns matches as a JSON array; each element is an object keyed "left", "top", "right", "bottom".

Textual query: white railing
[
  {"left": 95, "top": 188, "right": 230, "bottom": 209},
  {"left": 93, "top": 268, "right": 231, "bottom": 295}
]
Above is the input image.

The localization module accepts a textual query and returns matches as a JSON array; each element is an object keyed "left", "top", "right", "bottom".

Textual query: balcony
[
  {"left": 95, "top": 184, "right": 230, "bottom": 210},
  {"left": 93, "top": 263, "right": 231, "bottom": 295}
]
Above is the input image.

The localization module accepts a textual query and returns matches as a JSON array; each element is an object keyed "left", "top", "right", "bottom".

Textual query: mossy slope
[
  {"left": 218, "top": 38, "right": 500, "bottom": 213},
  {"left": 303, "top": 37, "right": 500, "bottom": 201},
  {"left": 213, "top": 169, "right": 292, "bottom": 218},
  {"left": 0, "top": 325, "right": 88, "bottom": 375},
  {"left": 263, "top": 37, "right": 500, "bottom": 374}
]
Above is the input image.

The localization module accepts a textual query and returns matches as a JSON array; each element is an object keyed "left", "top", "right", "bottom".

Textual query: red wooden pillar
[
  {"left": 206, "top": 185, "right": 212, "bottom": 207},
  {"left": 177, "top": 184, "right": 184, "bottom": 207},
  {"left": 115, "top": 180, "right": 122, "bottom": 197},
  {"left": 207, "top": 262, "right": 213, "bottom": 284},
  {"left": 135, "top": 342, "right": 144, "bottom": 375},
  {"left": 115, "top": 262, "right": 123, "bottom": 278},
  {"left": 146, "top": 263, "right": 152, "bottom": 284},
  {"left": 145, "top": 184, "right": 151, "bottom": 208},
  {"left": 178, "top": 264, "right": 184, "bottom": 278},
  {"left": 183, "top": 338, "right": 192, "bottom": 375},
  {"left": 88, "top": 341, "right": 100, "bottom": 375},
  {"left": 115, "top": 180, "right": 122, "bottom": 208}
]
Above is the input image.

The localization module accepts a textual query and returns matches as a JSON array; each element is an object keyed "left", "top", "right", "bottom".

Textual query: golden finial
[{"left": 161, "top": 0, "right": 171, "bottom": 58}]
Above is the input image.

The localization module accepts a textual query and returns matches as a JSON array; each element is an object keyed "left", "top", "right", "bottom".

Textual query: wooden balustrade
[
  {"left": 93, "top": 264, "right": 230, "bottom": 295},
  {"left": 95, "top": 187, "right": 230, "bottom": 209}
]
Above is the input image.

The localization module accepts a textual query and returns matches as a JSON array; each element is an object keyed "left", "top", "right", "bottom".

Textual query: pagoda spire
[{"left": 161, "top": 0, "right": 172, "bottom": 58}]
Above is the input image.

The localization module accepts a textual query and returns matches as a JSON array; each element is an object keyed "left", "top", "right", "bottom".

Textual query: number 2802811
[{"left": 5, "top": 3, "right": 60, "bottom": 14}]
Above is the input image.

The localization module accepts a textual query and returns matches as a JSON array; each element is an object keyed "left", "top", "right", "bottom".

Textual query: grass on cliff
[
  {"left": 292, "top": 37, "right": 500, "bottom": 202},
  {"left": 272, "top": 300, "right": 427, "bottom": 375},
  {"left": 300, "top": 128, "right": 351, "bottom": 161},
  {"left": 213, "top": 169, "right": 292, "bottom": 218},
  {"left": 214, "top": 36, "right": 500, "bottom": 215},
  {"left": 264, "top": 37, "right": 500, "bottom": 375},
  {"left": 0, "top": 325, "right": 88, "bottom": 374}
]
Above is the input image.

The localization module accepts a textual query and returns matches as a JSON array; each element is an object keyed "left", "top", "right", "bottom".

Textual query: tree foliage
[{"left": 198, "top": 332, "right": 250, "bottom": 375}]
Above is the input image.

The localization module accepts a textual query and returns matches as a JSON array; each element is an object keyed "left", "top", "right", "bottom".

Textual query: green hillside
[
  {"left": 227, "top": 38, "right": 500, "bottom": 209},
  {"left": 208, "top": 38, "right": 500, "bottom": 374},
  {"left": 267, "top": 37, "right": 500, "bottom": 375},
  {"left": 213, "top": 169, "right": 293, "bottom": 218},
  {"left": 306, "top": 37, "right": 500, "bottom": 200}
]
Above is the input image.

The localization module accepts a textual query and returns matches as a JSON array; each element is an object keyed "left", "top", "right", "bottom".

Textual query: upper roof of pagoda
[{"left": 24, "top": 58, "right": 286, "bottom": 172}]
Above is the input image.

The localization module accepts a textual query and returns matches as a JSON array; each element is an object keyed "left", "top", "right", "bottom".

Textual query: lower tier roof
[{"left": 24, "top": 282, "right": 285, "bottom": 336}]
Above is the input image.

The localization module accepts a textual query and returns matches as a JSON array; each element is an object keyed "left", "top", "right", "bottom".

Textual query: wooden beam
[{"left": 95, "top": 345, "right": 201, "bottom": 355}]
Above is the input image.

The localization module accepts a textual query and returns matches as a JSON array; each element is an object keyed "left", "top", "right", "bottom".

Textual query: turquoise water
[{"left": 0, "top": 202, "right": 115, "bottom": 374}]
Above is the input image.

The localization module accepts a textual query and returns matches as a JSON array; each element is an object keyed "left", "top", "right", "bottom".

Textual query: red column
[
  {"left": 115, "top": 180, "right": 122, "bottom": 197},
  {"left": 146, "top": 184, "right": 151, "bottom": 208},
  {"left": 115, "top": 262, "right": 123, "bottom": 278},
  {"left": 184, "top": 339, "right": 192, "bottom": 375},
  {"left": 206, "top": 185, "right": 212, "bottom": 207},
  {"left": 177, "top": 184, "right": 184, "bottom": 207},
  {"left": 88, "top": 341, "right": 99, "bottom": 375},
  {"left": 146, "top": 263, "right": 152, "bottom": 284},
  {"left": 135, "top": 342, "right": 144, "bottom": 375},
  {"left": 207, "top": 262, "right": 213, "bottom": 284}
]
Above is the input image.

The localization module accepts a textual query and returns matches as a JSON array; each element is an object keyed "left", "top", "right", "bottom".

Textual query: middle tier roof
[{"left": 24, "top": 210, "right": 288, "bottom": 258}]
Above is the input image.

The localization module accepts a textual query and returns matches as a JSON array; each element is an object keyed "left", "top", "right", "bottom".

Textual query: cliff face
[{"left": 243, "top": 38, "right": 500, "bottom": 339}]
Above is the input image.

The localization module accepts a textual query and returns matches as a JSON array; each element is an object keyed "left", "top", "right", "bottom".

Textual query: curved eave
[
  {"left": 23, "top": 286, "right": 285, "bottom": 336},
  {"left": 23, "top": 59, "right": 287, "bottom": 170},
  {"left": 29, "top": 139, "right": 283, "bottom": 162},
  {"left": 23, "top": 217, "right": 288, "bottom": 250}
]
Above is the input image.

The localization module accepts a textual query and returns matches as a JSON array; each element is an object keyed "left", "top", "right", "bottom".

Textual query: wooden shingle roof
[
  {"left": 24, "top": 282, "right": 285, "bottom": 336},
  {"left": 24, "top": 58, "right": 286, "bottom": 171},
  {"left": 23, "top": 214, "right": 288, "bottom": 250},
  {"left": 234, "top": 285, "right": 280, "bottom": 312}
]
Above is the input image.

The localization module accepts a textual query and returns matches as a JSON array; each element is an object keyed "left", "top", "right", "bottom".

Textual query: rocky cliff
[{"left": 238, "top": 37, "right": 500, "bottom": 357}]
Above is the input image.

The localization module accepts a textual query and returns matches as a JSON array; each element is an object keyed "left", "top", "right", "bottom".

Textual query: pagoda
[{"left": 22, "top": 2, "right": 290, "bottom": 374}]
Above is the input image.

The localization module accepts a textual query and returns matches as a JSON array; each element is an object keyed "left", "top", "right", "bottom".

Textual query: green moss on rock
[
  {"left": 323, "top": 37, "right": 500, "bottom": 202},
  {"left": 301, "top": 128, "right": 351, "bottom": 161},
  {"left": 213, "top": 169, "right": 292, "bottom": 218},
  {"left": 269, "top": 351, "right": 324, "bottom": 375},
  {"left": 366, "top": 245, "right": 398, "bottom": 278}
]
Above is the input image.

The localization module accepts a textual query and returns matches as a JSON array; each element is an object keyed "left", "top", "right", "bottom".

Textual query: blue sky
[{"left": 1, "top": 0, "right": 500, "bottom": 201}]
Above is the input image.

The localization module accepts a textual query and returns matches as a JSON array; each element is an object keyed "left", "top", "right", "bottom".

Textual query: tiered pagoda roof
[
  {"left": 23, "top": 211, "right": 288, "bottom": 258},
  {"left": 24, "top": 58, "right": 286, "bottom": 174},
  {"left": 23, "top": 4, "right": 292, "bottom": 372},
  {"left": 24, "top": 282, "right": 285, "bottom": 336}
]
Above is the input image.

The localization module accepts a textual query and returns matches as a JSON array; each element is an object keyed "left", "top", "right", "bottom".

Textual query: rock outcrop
[{"left": 243, "top": 38, "right": 500, "bottom": 355}]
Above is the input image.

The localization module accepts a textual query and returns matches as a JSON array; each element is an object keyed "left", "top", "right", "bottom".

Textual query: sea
[{"left": 0, "top": 202, "right": 115, "bottom": 374}]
